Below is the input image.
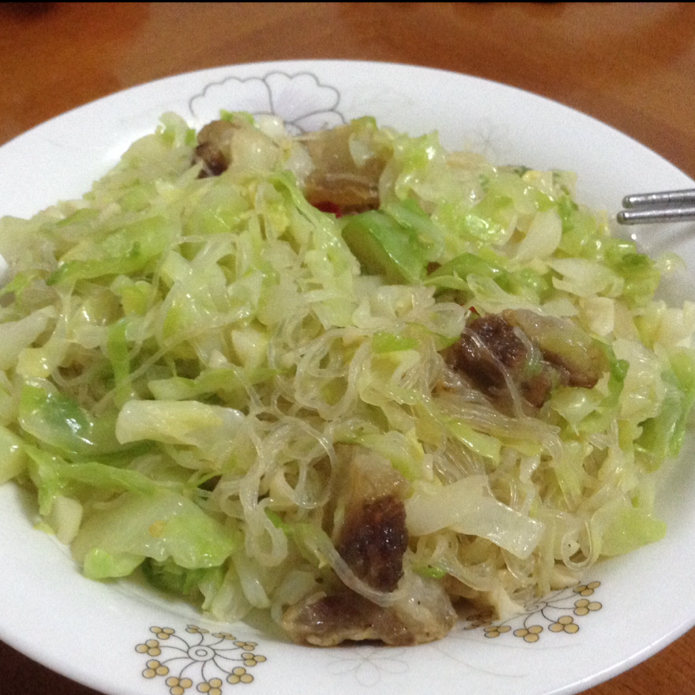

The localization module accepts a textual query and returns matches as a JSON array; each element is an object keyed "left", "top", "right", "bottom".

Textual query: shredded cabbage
[{"left": 1, "top": 112, "right": 693, "bottom": 640}]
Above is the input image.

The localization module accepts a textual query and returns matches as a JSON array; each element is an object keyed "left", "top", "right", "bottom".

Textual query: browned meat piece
[
  {"left": 282, "top": 574, "right": 457, "bottom": 647},
  {"left": 195, "top": 141, "right": 228, "bottom": 177},
  {"left": 193, "top": 120, "right": 238, "bottom": 177},
  {"left": 300, "top": 125, "right": 386, "bottom": 212},
  {"left": 443, "top": 310, "right": 608, "bottom": 412},
  {"left": 502, "top": 309, "right": 608, "bottom": 390},
  {"left": 282, "top": 590, "right": 413, "bottom": 646},
  {"left": 444, "top": 313, "right": 558, "bottom": 410},
  {"left": 336, "top": 495, "right": 408, "bottom": 592},
  {"left": 449, "top": 314, "right": 529, "bottom": 390},
  {"left": 281, "top": 450, "right": 456, "bottom": 647},
  {"left": 331, "top": 452, "right": 409, "bottom": 591}
]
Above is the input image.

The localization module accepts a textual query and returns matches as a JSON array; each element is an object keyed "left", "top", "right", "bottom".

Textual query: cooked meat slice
[
  {"left": 195, "top": 141, "right": 228, "bottom": 177},
  {"left": 446, "top": 314, "right": 529, "bottom": 391},
  {"left": 336, "top": 495, "right": 408, "bottom": 592},
  {"left": 443, "top": 313, "right": 559, "bottom": 410},
  {"left": 193, "top": 119, "right": 238, "bottom": 177},
  {"left": 281, "top": 447, "right": 459, "bottom": 647},
  {"left": 331, "top": 451, "right": 409, "bottom": 592},
  {"left": 281, "top": 590, "right": 412, "bottom": 646},
  {"left": 300, "top": 125, "right": 386, "bottom": 212},
  {"left": 282, "top": 574, "right": 457, "bottom": 647},
  {"left": 443, "top": 309, "right": 609, "bottom": 412},
  {"left": 502, "top": 309, "right": 608, "bottom": 389},
  {"left": 282, "top": 449, "right": 457, "bottom": 647}
]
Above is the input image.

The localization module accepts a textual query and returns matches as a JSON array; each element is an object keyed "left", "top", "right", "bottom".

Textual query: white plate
[{"left": 1, "top": 60, "right": 695, "bottom": 695}]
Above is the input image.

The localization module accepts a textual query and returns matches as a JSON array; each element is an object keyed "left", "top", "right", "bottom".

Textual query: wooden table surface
[{"left": 1, "top": 3, "right": 695, "bottom": 694}]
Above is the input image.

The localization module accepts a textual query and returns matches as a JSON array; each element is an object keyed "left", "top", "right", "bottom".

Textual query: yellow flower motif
[
  {"left": 137, "top": 625, "right": 267, "bottom": 688},
  {"left": 573, "top": 581, "right": 601, "bottom": 597},
  {"left": 136, "top": 639, "right": 162, "bottom": 656},
  {"left": 514, "top": 625, "right": 543, "bottom": 643},
  {"left": 186, "top": 625, "right": 210, "bottom": 635},
  {"left": 151, "top": 626, "right": 175, "bottom": 640},
  {"left": 234, "top": 640, "right": 257, "bottom": 651},
  {"left": 166, "top": 676, "right": 193, "bottom": 695},
  {"left": 142, "top": 659, "right": 169, "bottom": 678},
  {"left": 483, "top": 625, "right": 511, "bottom": 639},
  {"left": 228, "top": 667, "right": 254, "bottom": 685},
  {"left": 549, "top": 615, "right": 580, "bottom": 633},
  {"left": 574, "top": 598, "right": 602, "bottom": 616},
  {"left": 242, "top": 652, "right": 267, "bottom": 667},
  {"left": 197, "top": 677, "right": 223, "bottom": 695}
]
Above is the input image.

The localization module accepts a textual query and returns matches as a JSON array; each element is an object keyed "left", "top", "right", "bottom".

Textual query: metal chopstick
[{"left": 617, "top": 188, "right": 695, "bottom": 225}]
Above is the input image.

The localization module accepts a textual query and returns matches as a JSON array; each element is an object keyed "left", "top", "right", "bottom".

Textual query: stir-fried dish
[{"left": 0, "top": 112, "right": 693, "bottom": 646}]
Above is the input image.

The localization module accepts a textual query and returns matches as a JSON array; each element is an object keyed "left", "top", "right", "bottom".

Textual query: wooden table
[{"left": 1, "top": 3, "right": 694, "bottom": 694}]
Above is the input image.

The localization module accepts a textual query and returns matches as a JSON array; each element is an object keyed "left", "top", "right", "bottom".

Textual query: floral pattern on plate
[
  {"left": 136, "top": 624, "right": 267, "bottom": 692},
  {"left": 188, "top": 71, "right": 346, "bottom": 134},
  {"left": 464, "top": 581, "right": 603, "bottom": 643},
  {"left": 133, "top": 581, "right": 603, "bottom": 690}
]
